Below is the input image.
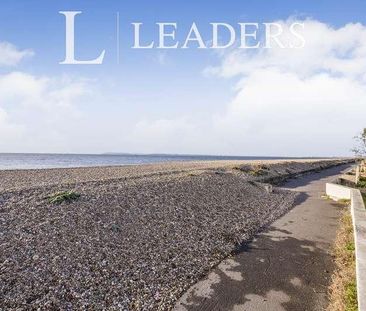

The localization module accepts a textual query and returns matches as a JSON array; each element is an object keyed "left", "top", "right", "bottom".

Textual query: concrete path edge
[{"left": 326, "top": 182, "right": 366, "bottom": 311}]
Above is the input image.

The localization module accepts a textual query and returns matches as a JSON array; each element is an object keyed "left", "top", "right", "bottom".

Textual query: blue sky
[
  {"left": 1, "top": 0, "right": 366, "bottom": 156},
  {"left": 2, "top": 0, "right": 366, "bottom": 72}
]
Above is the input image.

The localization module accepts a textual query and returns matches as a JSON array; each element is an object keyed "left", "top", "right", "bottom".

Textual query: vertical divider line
[{"left": 116, "top": 11, "right": 120, "bottom": 64}]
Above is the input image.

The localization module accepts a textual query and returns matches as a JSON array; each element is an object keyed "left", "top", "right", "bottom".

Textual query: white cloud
[
  {"left": 0, "top": 42, "right": 34, "bottom": 67},
  {"left": 98, "top": 19, "right": 366, "bottom": 156},
  {"left": 206, "top": 20, "right": 366, "bottom": 80},
  {"left": 0, "top": 71, "right": 92, "bottom": 152},
  {"left": 0, "top": 72, "right": 89, "bottom": 110},
  {"left": 202, "top": 19, "right": 366, "bottom": 156},
  {"left": 0, "top": 108, "right": 24, "bottom": 151},
  {"left": 129, "top": 118, "right": 198, "bottom": 153},
  {"left": 0, "top": 41, "right": 94, "bottom": 153},
  {"left": 2, "top": 20, "right": 366, "bottom": 156}
]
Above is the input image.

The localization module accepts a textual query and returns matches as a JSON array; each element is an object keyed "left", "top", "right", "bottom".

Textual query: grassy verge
[
  {"left": 356, "top": 173, "right": 366, "bottom": 206},
  {"left": 327, "top": 209, "right": 358, "bottom": 311},
  {"left": 356, "top": 176, "right": 366, "bottom": 188},
  {"left": 362, "top": 192, "right": 366, "bottom": 206}
]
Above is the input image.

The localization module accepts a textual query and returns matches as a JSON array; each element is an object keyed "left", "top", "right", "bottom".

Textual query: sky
[{"left": 1, "top": 0, "right": 366, "bottom": 156}]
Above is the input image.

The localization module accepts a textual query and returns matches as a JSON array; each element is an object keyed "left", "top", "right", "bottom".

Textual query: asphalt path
[{"left": 174, "top": 164, "right": 351, "bottom": 311}]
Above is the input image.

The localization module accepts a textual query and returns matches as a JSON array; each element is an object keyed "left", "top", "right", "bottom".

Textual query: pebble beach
[{"left": 0, "top": 159, "right": 352, "bottom": 310}]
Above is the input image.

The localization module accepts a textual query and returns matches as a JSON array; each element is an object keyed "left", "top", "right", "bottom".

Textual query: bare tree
[{"left": 352, "top": 128, "right": 366, "bottom": 158}]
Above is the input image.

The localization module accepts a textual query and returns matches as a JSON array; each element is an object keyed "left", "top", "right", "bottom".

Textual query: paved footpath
[{"left": 174, "top": 164, "right": 351, "bottom": 311}]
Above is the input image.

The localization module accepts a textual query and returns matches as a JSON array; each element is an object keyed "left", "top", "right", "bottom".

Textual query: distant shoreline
[
  {"left": 0, "top": 158, "right": 353, "bottom": 192},
  {"left": 0, "top": 152, "right": 348, "bottom": 171}
]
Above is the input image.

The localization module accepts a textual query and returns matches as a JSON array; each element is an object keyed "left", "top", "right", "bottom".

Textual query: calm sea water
[{"left": 0, "top": 153, "right": 299, "bottom": 170}]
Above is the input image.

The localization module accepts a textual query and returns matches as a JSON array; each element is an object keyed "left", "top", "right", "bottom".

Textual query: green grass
[
  {"left": 249, "top": 165, "right": 269, "bottom": 176},
  {"left": 327, "top": 211, "right": 358, "bottom": 311},
  {"left": 232, "top": 165, "right": 270, "bottom": 176},
  {"left": 357, "top": 176, "right": 366, "bottom": 188},
  {"left": 346, "top": 242, "right": 355, "bottom": 252},
  {"left": 362, "top": 192, "right": 366, "bottom": 207},
  {"left": 47, "top": 191, "right": 80, "bottom": 204},
  {"left": 345, "top": 282, "right": 358, "bottom": 311},
  {"left": 338, "top": 198, "right": 351, "bottom": 205}
]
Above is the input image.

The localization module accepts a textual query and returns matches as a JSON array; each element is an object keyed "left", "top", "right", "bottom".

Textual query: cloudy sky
[{"left": 0, "top": 0, "right": 366, "bottom": 156}]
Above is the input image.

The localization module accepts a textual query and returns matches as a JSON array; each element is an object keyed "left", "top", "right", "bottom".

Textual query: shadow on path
[
  {"left": 177, "top": 231, "right": 333, "bottom": 311},
  {"left": 175, "top": 164, "right": 352, "bottom": 311}
]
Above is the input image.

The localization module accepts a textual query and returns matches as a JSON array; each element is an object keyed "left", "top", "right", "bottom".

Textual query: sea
[{"left": 0, "top": 153, "right": 304, "bottom": 170}]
